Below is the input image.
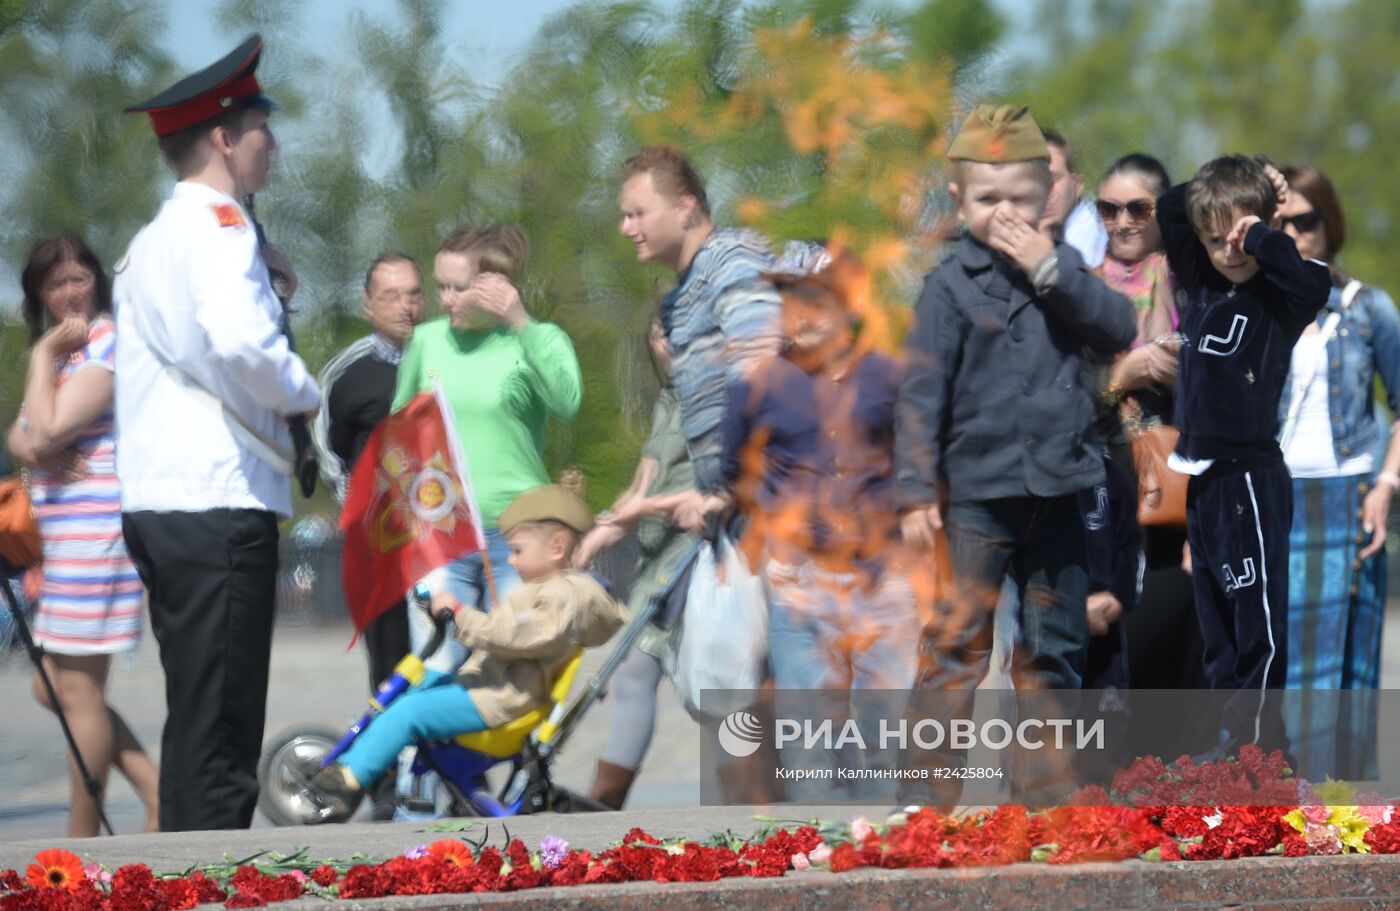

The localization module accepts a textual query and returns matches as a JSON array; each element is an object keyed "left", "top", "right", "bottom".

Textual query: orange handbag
[
  {"left": 0, "top": 473, "right": 42, "bottom": 569},
  {"left": 1130, "top": 424, "right": 1188, "bottom": 528}
]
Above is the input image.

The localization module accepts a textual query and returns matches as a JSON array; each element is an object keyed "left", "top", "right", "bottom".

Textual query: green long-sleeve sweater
[{"left": 393, "top": 317, "right": 582, "bottom": 527}]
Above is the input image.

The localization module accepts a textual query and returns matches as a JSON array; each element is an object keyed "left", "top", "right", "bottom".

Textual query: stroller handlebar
[{"left": 413, "top": 582, "right": 450, "bottom": 658}]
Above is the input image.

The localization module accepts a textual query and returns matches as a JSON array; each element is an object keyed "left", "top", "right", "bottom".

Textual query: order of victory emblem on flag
[{"left": 373, "top": 448, "right": 471, "bottom": 552}]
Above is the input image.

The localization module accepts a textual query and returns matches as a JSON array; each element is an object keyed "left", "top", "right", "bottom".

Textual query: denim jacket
[{"left": 1278, "top": 283, "right": 1400, "bottom": 462}]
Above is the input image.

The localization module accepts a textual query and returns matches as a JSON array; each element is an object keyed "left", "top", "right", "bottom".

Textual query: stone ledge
[{"left": 4, "top": 808, "right": 1399, "bottom": 910}]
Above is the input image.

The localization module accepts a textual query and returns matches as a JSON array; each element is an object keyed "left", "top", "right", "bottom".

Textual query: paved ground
[
  {"left": 0, "top": 618, "right": 701, "bottom": 841},
  {"left": 5, "top": 602, "right": 1400, "bottom": 844}
]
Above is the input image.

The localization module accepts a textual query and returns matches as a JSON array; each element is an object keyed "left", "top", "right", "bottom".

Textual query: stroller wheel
[
  {"left": 546, "top": 785, "right": 612, "bottom": 814},
  {"left": 257, "top": 726, "right": 345, "bottom": 826}
]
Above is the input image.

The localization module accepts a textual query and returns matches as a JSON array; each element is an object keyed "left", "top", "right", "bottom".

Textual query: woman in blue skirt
[{"left": 1277, "top": 164, "right": 1400, "bottom": 781}]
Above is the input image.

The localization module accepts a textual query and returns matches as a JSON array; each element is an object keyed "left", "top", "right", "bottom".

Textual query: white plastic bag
[{"left": 665, "top": 533, "right": 767, "bottom": 720}]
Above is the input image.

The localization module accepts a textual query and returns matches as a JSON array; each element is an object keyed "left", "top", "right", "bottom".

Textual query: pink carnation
[
  {"left": 83, "top": 862, "right": 112, "bottom": 885},
  {"left": 1304, "top": 823, "right": 1342, "bottom": 856},
  {"left": 1358, "top": 805, "right": 1395, "bottom": 826}
]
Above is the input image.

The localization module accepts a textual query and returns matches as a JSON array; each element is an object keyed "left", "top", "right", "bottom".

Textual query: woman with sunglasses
[
  {"left": 1091, "top": 155, "right": 1209, "bottom": 715},
  {"left": 1276, "top": 164, "right": 1400, "bottom": 780}
]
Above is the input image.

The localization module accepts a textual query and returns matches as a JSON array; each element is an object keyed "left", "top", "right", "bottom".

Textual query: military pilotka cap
[
  {"left": 946, "top": 104, "right": 1048, "bottom": 163},
  {"left": 760, "top": 245, "right": 868, "bottom": 314},
  {"left": 126, "top": 34, "right": 276, "bottom": 137},
  {"left": 498, "top": 485, "right": 594, "bottom": 536}
]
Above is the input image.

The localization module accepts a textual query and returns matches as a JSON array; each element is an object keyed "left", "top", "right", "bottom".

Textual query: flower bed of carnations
[{"left": 4, "top": 747, "right": 1399, "bottom": 909}]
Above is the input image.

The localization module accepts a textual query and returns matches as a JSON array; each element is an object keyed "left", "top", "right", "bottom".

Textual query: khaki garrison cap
[
  {"left": 947, "top": 104, "right": 1049, "bottom": 163},
  {"left": 498, "top": 484, "right": 594, "bottom": 536}
]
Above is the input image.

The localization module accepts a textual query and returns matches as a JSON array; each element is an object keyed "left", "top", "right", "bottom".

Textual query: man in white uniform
[{"left": 114, "top": 35, "right": 320, "bottom": 831}]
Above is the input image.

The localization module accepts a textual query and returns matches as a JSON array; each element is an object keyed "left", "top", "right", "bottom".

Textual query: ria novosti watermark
[
  {"left": 718, "top": 710, "right": 1104, "bottom": 758},
  {"left": 698, "top": 688, "right": 1400, "bottom": 807}
]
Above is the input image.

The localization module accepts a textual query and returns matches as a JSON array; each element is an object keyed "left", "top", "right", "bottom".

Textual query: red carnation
[
  {"left": 110, "top": 864, "right": 167, "bottom": 911},
  {"left": 470, "top": 848, "right": 504, "bottom": 892},
  {"left": 309, "top": 867, "right": 338, "bottom": 888},
  {"left": 1186, "top": 806, "right": 1286, "bottom": 860},
  {"left": 337, "top": 866, "right": 384, "bottom": 900},
  {"left": 186, "top": 872, "right": 226, "bottom": 905},
  {"left": 1365, "top": 821, "right": 1400, "bottom": 855},
  {"left": 582, "top": 861, "right": 626, "bottom": 885},
  {"left": 223, "top": 892, "right": 265, "bottom": 908},
  {"left": 158, "top": 878, "right": 197, "bottom": 911},
  {"left": 501, "top": 840, "right": 543, "bottom": 891},
  {"left": 669, "top": 845, "right": 730, "bottom": 882},
  {"left": 71, "top": 878, "right": 107, "bottom": 911},
  {"left": 1281, "top": 830, "right": 1310, "bottom": 857},
  {"left": 611, "top": 840, "right": 659, "bottom": 881},
  {"left": 544, "top": 852, "right": 592, "bottom": 888},
  {"left": 828, "top": 843, "right": 866, "bottom": 873},
  {"left": 1159, "top": 806, "right": 1213, "bottom": 839}
]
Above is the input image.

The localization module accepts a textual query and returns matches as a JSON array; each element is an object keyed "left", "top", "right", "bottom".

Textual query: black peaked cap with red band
[{"left": 126, "top": 34, "right": 276, "bottom": 137}]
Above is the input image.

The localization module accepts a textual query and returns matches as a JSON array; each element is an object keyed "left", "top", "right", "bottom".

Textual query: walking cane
[{"left": 1, "top": 559, "right": 115, "bottom": 836}]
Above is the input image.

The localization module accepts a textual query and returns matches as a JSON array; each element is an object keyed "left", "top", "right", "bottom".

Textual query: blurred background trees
[{"left": 2, "top": 0, "right": 1395, "bottom": 511}]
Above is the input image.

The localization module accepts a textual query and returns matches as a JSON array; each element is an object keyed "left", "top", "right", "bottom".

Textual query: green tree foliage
[
  {"left": 1015, "top": 0, "right": 1400, "bottom": 297},
  {"left": 0, "top": 0, "right": 176, "bottom": 445},
  {"left": 6, "top": 0, "right": 1397, "bottom": 516}
]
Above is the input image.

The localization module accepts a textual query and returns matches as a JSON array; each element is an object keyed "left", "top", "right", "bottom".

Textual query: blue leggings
[{"left": 339, "top": 671, "right": 487, "bottom": 787}]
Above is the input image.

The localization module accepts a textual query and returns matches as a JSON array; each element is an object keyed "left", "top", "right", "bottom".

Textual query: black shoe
[
  {"left": 310, "top": 764, "right": 364, "bottom": 822},
  {"left": 368, "top": 774, "right": 398, "bottom": 821}
]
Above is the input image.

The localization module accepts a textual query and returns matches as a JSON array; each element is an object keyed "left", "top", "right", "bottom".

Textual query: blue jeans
[
  {"left": 339, "top": 670, "right": 488, "bottom": 787},
  {"left": 766, "top": 559, "right": 919, "bottom": 799},
  {"left": 766, "top": 560, "right": 919, "bottom": 691},
  {"left": 408, "top": 528, "right": 520, "bottom": 674}
]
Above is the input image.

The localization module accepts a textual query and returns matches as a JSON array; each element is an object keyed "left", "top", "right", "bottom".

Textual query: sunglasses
[
  {"left": 1280, "top": 210, "right": 1324, "bottom": 234},
  {"left": 1095, "top": 199, "right": 1156, "bottom": 224}
]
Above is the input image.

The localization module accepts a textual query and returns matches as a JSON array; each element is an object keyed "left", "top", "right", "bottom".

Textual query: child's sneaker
[{"left": 309, "top": 763, "right": 363, "bottom": 822}]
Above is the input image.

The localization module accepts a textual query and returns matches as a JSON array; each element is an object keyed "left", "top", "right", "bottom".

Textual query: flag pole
[
  {"left": 480, "top": 547, "right": 500, "bottom": 608},
  {"left": 432, "top": 383, "right": 494, "bottom": 607}
]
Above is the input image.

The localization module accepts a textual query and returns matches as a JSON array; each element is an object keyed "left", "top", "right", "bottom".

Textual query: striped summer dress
[{"left": 27, "top": 318, "right": 144, "bottom": 654}]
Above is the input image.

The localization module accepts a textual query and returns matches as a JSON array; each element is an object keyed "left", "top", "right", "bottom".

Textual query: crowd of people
[{"left": 5, "top": 36, "right": 1396, "bottom": 834}]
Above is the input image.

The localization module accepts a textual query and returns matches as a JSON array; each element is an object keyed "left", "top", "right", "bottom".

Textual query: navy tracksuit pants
[{"left": 1185, "top": 455, "right": 1290, "bottom": 752}]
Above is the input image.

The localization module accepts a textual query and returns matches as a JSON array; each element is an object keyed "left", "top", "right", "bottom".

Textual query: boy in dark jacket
[
  {"left": 894, "top": 105, "right": 1135, "bottom": 804},
  {"left": 1158, "top": 156, "right": 1330, "bottom": 753}
]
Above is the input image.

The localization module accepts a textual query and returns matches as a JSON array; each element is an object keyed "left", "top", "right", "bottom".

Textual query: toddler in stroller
[{"left": 307, "top": 484, "right": 626, "bottom": 819}]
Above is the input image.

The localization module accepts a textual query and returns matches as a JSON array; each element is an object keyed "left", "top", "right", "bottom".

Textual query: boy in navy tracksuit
[{"left": 1158, "top": 156, "right": 1331, "bottom": 753}]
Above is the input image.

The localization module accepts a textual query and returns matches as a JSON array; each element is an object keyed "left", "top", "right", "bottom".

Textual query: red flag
[{"left": 339, "top": 390, "right": 483, "bottom": 632}]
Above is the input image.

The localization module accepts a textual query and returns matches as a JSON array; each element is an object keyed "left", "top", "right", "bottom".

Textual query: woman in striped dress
[{"left": 5, "top": 235, "right": 158, "bottom": 836}]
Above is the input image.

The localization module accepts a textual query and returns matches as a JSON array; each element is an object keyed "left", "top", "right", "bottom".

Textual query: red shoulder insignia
[{"left": 211, "top": 203, "right": 246, "bottom": 229}]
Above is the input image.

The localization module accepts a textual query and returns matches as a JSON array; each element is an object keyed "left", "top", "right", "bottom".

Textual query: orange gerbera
[
  {"left": 426, "top": 839, "right": 473, "bottom": 867},
  {"left": 26, "top": 849, "right": 84, "bottom": 891}
]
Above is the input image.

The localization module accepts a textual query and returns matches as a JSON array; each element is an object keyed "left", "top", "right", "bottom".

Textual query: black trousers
[
  {"left": 1185, "top": 456, "right": 1290, "bottom": 752},
  {"left": 362, "top": 598, "right": 409, "bottom": 692},
  {"left": 122, "top": 508, "right": 278, "bottom": 831}
]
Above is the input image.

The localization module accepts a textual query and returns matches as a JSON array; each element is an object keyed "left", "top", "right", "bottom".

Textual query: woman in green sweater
[{"left": 394, "top": 225, "right": 582, "bottom": 672}]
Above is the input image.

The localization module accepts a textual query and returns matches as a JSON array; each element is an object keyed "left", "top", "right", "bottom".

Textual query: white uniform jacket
[{"left": 113, "top": 181, "right": 320, "bottom": 519}]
